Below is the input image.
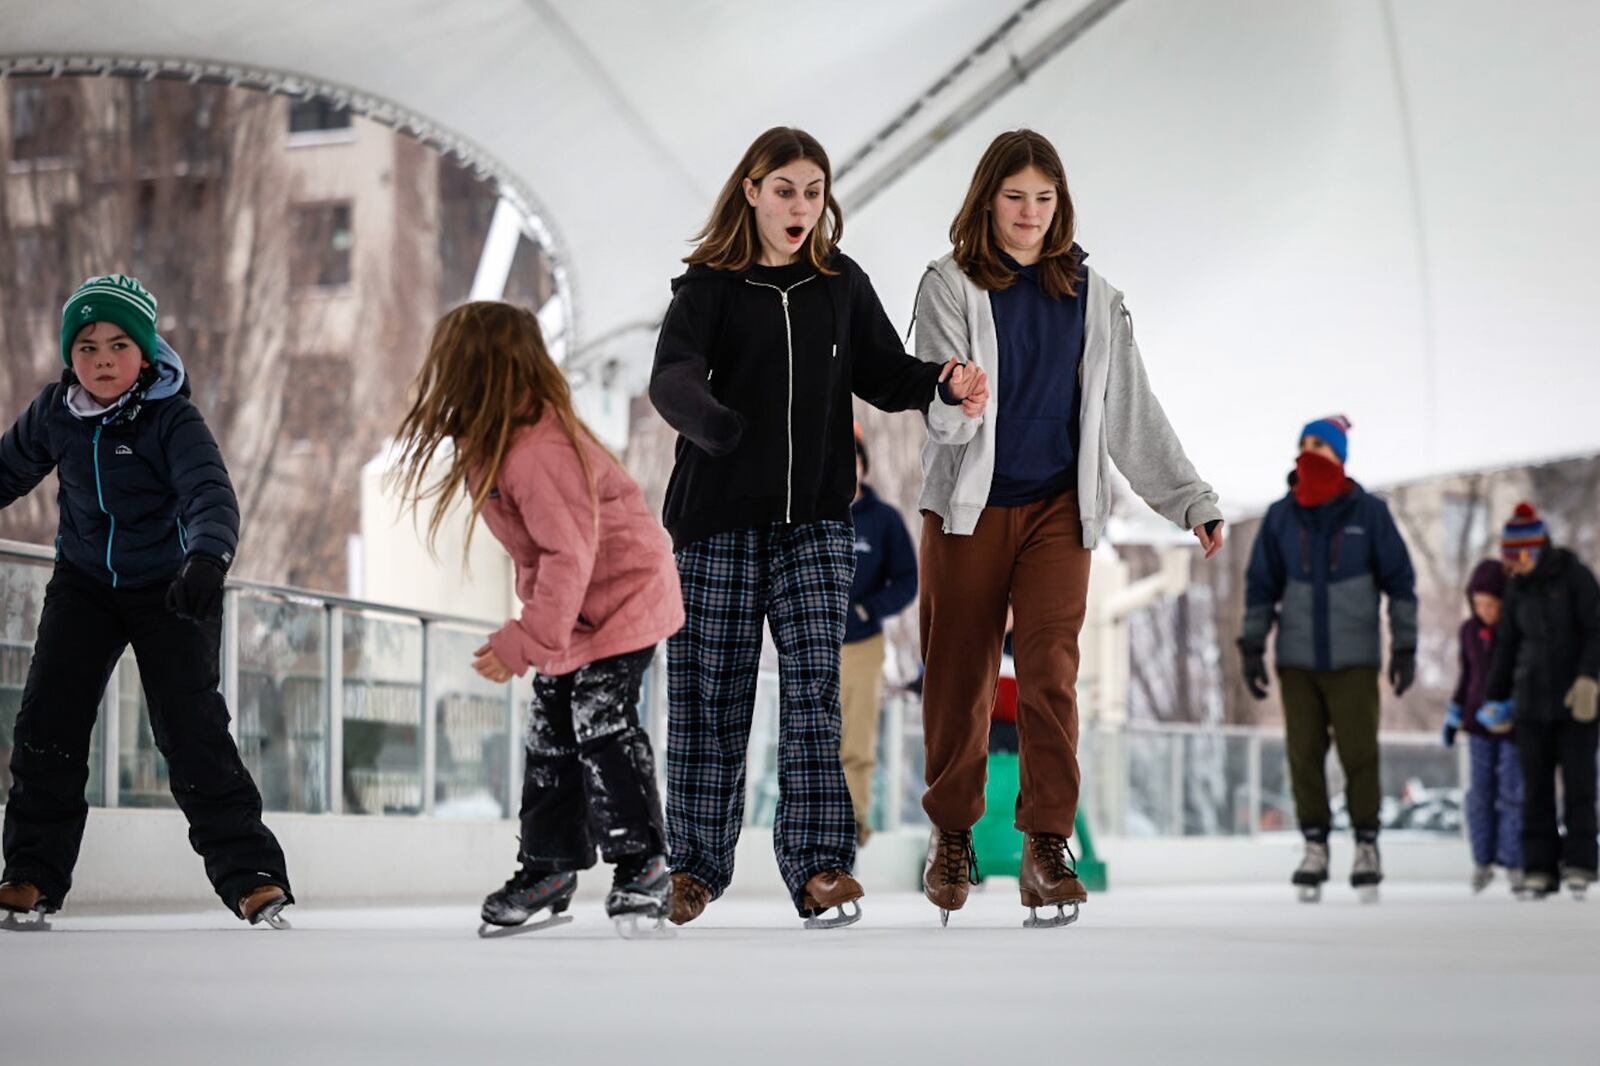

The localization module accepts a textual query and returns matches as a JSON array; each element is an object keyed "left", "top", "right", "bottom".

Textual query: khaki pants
[
  {"left": 839, "top": 633, "right": 886, "bottom": 830},
  {"left": 1278, "top": 666, "right": 1381, "bottom": 833},
  {"left": 919, "top": 491, "right": 1092, "bottom": 835}
]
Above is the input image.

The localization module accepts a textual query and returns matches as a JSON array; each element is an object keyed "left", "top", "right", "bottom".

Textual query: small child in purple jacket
[{"left": 1443, "top": 558, "right": 1522, "bottom": 894}]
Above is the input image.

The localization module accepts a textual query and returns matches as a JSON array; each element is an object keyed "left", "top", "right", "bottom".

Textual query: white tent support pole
[{"left": 468, "top": 197, "right": 525, "bottom": 302}]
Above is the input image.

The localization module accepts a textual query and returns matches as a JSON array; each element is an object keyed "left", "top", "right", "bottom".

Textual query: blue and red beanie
[
  {"left": 1300, "top": 415, "right": 1352, "bottom": 464},
  {"left": 1501, "top": 502, "right": 1548, "bottom": 562}
]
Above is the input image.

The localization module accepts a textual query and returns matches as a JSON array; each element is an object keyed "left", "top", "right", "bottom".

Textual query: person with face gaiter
[{"left": 1238, "top": 416, "right": 1418, "bottom": 902}]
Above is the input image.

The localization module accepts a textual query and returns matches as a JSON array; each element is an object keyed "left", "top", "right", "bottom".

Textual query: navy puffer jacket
[{"left": 0, "top": 339, "right": 238, "bottom": 588}]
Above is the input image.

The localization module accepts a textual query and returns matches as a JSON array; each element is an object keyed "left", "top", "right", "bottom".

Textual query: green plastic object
[{"left": 970, "top": 751, "right": 1109, "bottom": 892}]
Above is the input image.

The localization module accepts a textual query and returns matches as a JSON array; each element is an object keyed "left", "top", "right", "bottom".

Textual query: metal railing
[{"left": 0, "top": 538, "right": 1465, "bottom": 839}]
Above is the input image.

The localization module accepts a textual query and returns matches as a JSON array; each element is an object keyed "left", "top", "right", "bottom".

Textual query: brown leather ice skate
[
  {"left": 0, "top": 881, "right": 52, "bottom": 931},
  {"left": 799, "top": 869, "right": 863, "bottom": 929},
  {"left": 1019, "top": 832, "right": 1087, "bottom": 929},
  {"left": 238, "top": 884, "right": 291, "bottom": 929},
  {"left": 668, "top": 872, "right": 711, "bottom": 926},
  {"left": 923, "top": 828, "right": 980, "bottom": 926}
]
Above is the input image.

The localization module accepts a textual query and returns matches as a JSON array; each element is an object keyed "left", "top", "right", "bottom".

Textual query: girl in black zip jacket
[{"left": 649, "top": 127, "right": 986, "bottom": 927}]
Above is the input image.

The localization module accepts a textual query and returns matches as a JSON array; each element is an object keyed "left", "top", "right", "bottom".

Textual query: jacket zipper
[
  {"left": 92, "top": 424, "right": 120, "bottom": 588},
  {"left": 744, "top": 274, "right": 817, "bottom": 523}
]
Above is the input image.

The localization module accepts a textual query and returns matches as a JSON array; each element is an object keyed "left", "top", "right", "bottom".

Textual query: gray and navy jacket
[
  {"left": 1240, "top": 479, "right": 1417, "bottom": 671},
  {"left": 0, "top": 339, "right": 238, "bottom": 589}
]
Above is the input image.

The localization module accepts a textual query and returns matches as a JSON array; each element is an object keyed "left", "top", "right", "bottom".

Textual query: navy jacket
[
  {"left": 0, "top": 343, "right": 238, "bottom": 589},
  {"left": 1240, "top": 481, "right": 1418, "bottom": 671},
  {"left": 845, "top": 484, "right": 917, "bottom": 644}
]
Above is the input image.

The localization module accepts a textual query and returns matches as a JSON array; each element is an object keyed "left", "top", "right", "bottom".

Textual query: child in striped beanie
[{"left": 1501, "top": 502, "right": 1548, "bottom": 574}]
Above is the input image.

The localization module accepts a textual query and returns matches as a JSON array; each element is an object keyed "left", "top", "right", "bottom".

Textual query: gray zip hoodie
[{"left": 915, "top": 252, "right": 1220, "bottom": 547}]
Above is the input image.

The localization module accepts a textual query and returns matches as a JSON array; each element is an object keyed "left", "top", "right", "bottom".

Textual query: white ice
[{"left": 3, "top": 883, "right": 1598, "bottom": 1066}]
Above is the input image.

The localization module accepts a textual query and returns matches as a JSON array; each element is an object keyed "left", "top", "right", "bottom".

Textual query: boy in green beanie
[{"left": 0, "top": 274, "right": 293, "bottom": 930}]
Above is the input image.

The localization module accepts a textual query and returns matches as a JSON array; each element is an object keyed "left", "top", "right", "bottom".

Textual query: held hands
[
  {"left": 1566, "top": 676, "right": 1599, "bottom": 724},
  {"left": 1194, "top": 520, "right": 1224, "bottom": 560},
  {"left": 472, "top": 642, "right": 515, "bottom": 684},
  {"left": 938, "top": 358, "right": 989, "bottom": 418},
  {"left": 1442, "top": 702, "right": 1462, "bottom": 748},
  {"left": 1476, "top": 699, "right": 1515, "bottom": 734}
]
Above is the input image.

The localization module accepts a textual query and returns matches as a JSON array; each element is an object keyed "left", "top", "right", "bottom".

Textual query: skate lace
[
  {"left": 1355, "top": 842, "right": 1379, "bottom": 869},
  {"left": 936, "top": 830, "right": 981, "bottom": 887},
  {"left": 1030, "top": 833, "right": 1077, "bottom": 880}
]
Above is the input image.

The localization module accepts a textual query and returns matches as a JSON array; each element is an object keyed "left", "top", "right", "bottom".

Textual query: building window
[
  {"left": 281, "top": 355, "right": 353, "bottom": 446},
  {"left": 9, "top": 82, "right": 78, "bottom": 163},
  {"left": 288, "top": 97, "right": 352, "bottom": 137},
  {"left": 290, "top": 203, "right": 353, "bottom": 289}
]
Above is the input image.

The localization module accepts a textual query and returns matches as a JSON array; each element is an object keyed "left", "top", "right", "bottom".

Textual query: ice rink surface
[{"left": 3, "top": 881, "right": 1598, "bottom": 1066}]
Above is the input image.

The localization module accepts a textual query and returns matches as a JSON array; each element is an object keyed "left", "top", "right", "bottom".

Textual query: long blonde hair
[
  {"left": 391, "top": 301, "right": 606, "bottom": 559},
  {"left": 686, "top": 126, "right": 843, "bottom": 275}
]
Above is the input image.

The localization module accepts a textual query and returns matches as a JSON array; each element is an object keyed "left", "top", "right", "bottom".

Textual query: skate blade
[
  {"left": 613, "top": 913, "right": 675, "bottom": 940},
  {"left": 939, "top": 908, "right": 950, "bottom": 928},
  {"left": 249, "top": 899, "right": 292, "bottom": 930},
  {"left": 803, "top": 900, "right": 862, "bottom": 930},
  {"left": 477, "top": 913, "right": 575, "bottom": 939},
  {"left": 0, "top": 909, "right": 52, "bottom": 933},
  {"left": 1356, "top": 885, "right": 1380, "bottom": 904},
  {"left": 1296, "top": 885, "right": 1323, "bottom": 903},
  {"left": 1022, "top": 903, "right": 1080, "bottom": 930}
]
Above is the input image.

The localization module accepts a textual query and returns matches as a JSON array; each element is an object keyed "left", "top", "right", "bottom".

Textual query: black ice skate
[
  {"left": 1517, "top": 871, "right": 1557, "bottom": 900},
  {"left": 478, "top": 867, "right": 577, "bottom": 939},
  {"left": 1562, "top": 867, "right": 1594, "bottom": 902},
  {"left": 1292, "top": 835, "right": 1330, "bottom": 903},
  {"left": 1350, "top": 831, "right": 1383, "bottom": 904},
  {"left": 606, "top": 854, "right": 673, "bottom": 940},
  {"left": 0, "top": 881, "right": 53, "bottom": 932}
]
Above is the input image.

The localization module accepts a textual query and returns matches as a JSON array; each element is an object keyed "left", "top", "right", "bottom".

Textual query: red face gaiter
[{"left": 1293, "top": 451, "right": 1352, "bottom": 508}]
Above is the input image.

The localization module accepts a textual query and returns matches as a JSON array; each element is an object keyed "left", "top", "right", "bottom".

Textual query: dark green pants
[{"left": 1279, "top": 667, "right": 1381, "bottom": 833}]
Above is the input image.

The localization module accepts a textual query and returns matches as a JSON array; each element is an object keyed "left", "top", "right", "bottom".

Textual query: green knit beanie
[{"left": 60, "top": 274, "right": 159, "bottom": 367}]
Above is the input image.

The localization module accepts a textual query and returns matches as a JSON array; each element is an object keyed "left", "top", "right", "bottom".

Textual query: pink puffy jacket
[{"left": 478, "top": 415, "right": 683, "bottom": 677}]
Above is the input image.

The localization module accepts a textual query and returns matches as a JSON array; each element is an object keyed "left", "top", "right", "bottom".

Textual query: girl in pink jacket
[{"left": 393, "top": 301, "right": 684, "bottom": 938}]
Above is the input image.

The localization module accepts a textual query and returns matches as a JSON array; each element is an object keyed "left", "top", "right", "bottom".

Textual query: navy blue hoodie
[
  {"left": 845, "top": 484, "right": 917, "bottom": 644},
  {"left": 0, "top": 339, "right": 239, "bottom": 588}
]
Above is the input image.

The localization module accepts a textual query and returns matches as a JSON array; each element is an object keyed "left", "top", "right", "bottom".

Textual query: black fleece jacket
[{"left": 649, "top": 252, "right": 946, "bottom": 549}]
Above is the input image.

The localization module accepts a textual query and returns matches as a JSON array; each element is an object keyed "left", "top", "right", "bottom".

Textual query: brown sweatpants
[{"left": 919, "top": 491, "right": 1092, "bottom": 835}]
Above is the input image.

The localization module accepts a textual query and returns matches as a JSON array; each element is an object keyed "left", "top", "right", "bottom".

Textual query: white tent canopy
[{"left": 4, "top": 0, "right": 1596, "bottom": 509}]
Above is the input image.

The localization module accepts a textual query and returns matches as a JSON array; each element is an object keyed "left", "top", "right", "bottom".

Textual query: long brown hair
[
  {"left": 686, "top": 126, "right": 843, "bottom": 275},
  {"left": 390, "top": 301, "right": 607, "bottom": 559},
  {"left": 950, "top": 129, "right": 1081, "bottom": 299}
]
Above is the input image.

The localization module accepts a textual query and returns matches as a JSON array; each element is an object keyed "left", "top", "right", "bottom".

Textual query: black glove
[
  {"left": 1241, "top": 649, "right": 1270, "bottom": 701},
  {"left": 1388, "top": 650, "right": 1416, "bottom": 697},
  {"left": 166, "top": 554, "right": 228, "bottom": 621}
]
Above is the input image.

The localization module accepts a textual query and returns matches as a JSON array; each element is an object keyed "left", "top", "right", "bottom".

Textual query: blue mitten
[
  {"left": 1442, "top": 702, "right": 1462, "bottom": 747},
  {"left": 1476, "top": 699, "right": 1515, "bottom": 734}
]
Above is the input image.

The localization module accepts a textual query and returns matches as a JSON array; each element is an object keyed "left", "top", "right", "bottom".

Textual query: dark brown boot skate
[
  {"left": 923, "top": 828, "right": 981, "bottom": 927},
  {"left": 799, "top": 869, "right": 863, "bottom": 929},
  {"left": 1019, "top": 832, "right": 1087, "bottom": 929},
  {"left": 0, "top": 881, "right": 51, "bottom": 932},
  {"left": 668, "top": 872, "right": 711, "bottom": 926}
]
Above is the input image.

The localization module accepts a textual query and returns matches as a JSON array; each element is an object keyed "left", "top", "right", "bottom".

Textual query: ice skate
[
  {"left": 0, "top": 881, "right": 52, "bottom": 932},
  {"left": 667, "top": 872, "right": 711, "bottom": 926},
  {"left": 1292, "top": 838, "right": 1330, "bottom": 903},
  {"left": 477, "top": 867, "right": 577, "bottom": 938},
  {"left": 1562, "top": 867, "right": 1595, "bottom": 902},
  {"left": 239, "top": 884, "right": 292, "bottom": 930},
  {"left": 923, "top": 828, "right": 980, "bottom": 927},
  {"left": 799, "top": 869, "right": 863, "bottom": 930},
  {"left": 1517, "top": 871, "right": 1557, "bottom": 899},
  {"left": 1351, "top": 833, "right": 1383, "bottom": 903},
  {"left": 1018, "top": 832, "right": 1086, "bottom": 929},
  {"left": 1506, "top": 868, "right": 1526, "bottom": 896},
  {"left": 1471, "top": 865, "right": 1494, "bottom": 894},
  {"left": 606, "top": 854, "right": 673, "bottom": 939}
]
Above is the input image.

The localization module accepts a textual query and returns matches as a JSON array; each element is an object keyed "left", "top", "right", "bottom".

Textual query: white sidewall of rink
[{"left": 40, "top": 809, "right": 1472, "bottom": 911}]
